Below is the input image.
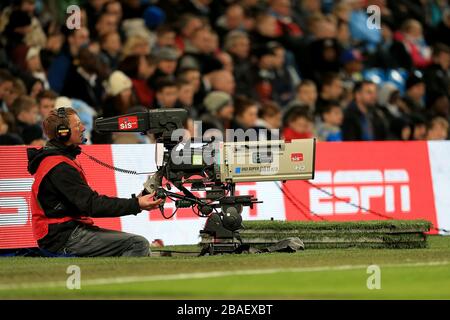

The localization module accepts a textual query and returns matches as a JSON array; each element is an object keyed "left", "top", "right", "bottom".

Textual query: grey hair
[{"left": 223, "top": 30, "right": 249, "bottom": 52}]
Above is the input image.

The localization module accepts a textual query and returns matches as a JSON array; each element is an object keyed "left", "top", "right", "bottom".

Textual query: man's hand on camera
[{"left": 138, "top": 192, "right": 164, "bottom": 211}]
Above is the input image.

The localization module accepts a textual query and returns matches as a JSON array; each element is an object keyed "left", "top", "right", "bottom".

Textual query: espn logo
[
  {"left": 118, "top": 116, "right": 138, "bottom": 130},
  {"left": 309, "top": 170, "right": 410, "bottom": 215}
]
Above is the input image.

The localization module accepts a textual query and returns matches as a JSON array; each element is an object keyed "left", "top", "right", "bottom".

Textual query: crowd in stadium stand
[{"left": 0, "top": 0, "right": 449, "bottom": 146}]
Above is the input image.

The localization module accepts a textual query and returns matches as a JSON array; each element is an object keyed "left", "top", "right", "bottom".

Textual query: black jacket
[
  {"left": 423, "top": 63, "right": 450, "bottom": 104},
  {"left": 60, "top": 67, "right": 104, "bottom": 111},
  {"left": 27, "top": 140, "right": 141, "bottom": 252},
  {"left": 342, "top": 102, "right": 388, "bottom": 141}
]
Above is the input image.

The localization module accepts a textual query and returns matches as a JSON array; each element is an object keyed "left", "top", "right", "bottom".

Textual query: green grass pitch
[{"left": 1, "top": 236, "right": 449, "bottom": 299}]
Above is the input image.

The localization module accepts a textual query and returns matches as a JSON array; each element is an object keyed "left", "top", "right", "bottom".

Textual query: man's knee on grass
[{"left": 122, "top": 235, "right": 150, "bottom": 257}]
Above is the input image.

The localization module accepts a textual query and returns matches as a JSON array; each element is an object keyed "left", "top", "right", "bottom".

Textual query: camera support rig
[{"left": 95, "top": 109, "right": 315, "bottom": 255}]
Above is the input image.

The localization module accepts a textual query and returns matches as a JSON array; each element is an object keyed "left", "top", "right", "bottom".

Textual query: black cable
[
  {"left": 305, "top": 180, "right": 397, "bottom": 220},
  {"left": 152, "top": 249, "right": 201, "bottom": 255},
  {"left": 273, "top": 182, "right": 313, "bottom": 221},
  {"left": 305, "top": 180, "right": 450, "bottom": 234},
  {"left": 192, "top": 204, "right": 202, "bottom": 217},
  {"left": 282, "top": 182, "right": 328, "bottom": 221},
  {"left": 80, "top": 149, "right": 156, "bottom": 176},
  {"left": 280, "top": 182, "right": 327, "bottom": 221},
  {"left": 161, "top": 206, "right": 178, "bottom": 220}
]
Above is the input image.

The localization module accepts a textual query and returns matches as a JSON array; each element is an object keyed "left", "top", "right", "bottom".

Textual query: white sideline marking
[{"left": 0, "top": 260, "right": 449, "bottom": 291}]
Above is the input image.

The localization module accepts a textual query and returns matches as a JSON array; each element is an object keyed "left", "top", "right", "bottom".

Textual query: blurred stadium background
[
  {"left": 1, "top": 0, "right": 450, "bottom": 299},
  {"left": 0, "top": 0, "right": 449, "bottom": 145}
]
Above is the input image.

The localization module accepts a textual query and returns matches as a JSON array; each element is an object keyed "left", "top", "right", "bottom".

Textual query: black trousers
[{"left": 57, "top": 224, "right": 150, "bottom": 257}]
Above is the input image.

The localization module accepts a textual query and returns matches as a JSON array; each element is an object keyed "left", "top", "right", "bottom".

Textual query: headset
[{"left": 55, "top": 107, "right": 71, "bottom": 142}]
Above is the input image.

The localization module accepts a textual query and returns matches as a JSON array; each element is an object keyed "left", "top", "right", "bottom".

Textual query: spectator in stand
[
  {"left": 9, "top": 95, "right": 40, "bottom": 143},
  {"left": 99, "top": 32, "right": 122, "bottom": 70},
  {"left": 0, "top": 70, "right": 15, "bottom": 112},
  {"left": 287, "top": 80, "right": 318, "bottom": 113},
  {"left": 306, "top": 13, "right": 338, "bottom": 42},
  {"left": 410, "top": 114, "right": 428, "bottom": 140},
  {"left": 61, "top": 47, "right": 105, "bottom": 111},
  {"left": 36, "top": 90, "right": 57, "bottom": 121},
  {"left": 3, "top": 78, "right": 27, "bottom": 112},
  {"left": 377, "top": 82, "right": 407, "bottom": 124},
  {"left": 427, "top": 94, "right": 449, "bottom": 121},
  {"left": 3, "top": 10, "right": 32, "bottom": 72},
  {"left": 340, "top": 49, "right": 364, "bottom": 88},
  {"left": 25, "top": 47, "right": 49, "bottom": 90},
  {"left": 93, "top": 12, "right": 119, "bottom": 41},
  {"left": 102, "top": 1, "right": 123, "bottom": 24},
  {"left": 368, "top": 20, "right": 400, "bottom": 69},
  {"left": 216, "top": 3, "right": 247, "bottom": 41},
  {"left": 336, "top": 18, "right": 352, "bottom": 51},
  {"left": 177, "top": 67, "right": 206, "bottom": 108},
  {"left": 177, "top": 79, "right": 197, "bottom": 119},
  {"left": 295, "top": 0, "right": 323, "bottom": 34},
  {"left": 430, "top": 8, "right": 450, "bottom": 47},
  {"left": 119, "top": 54, "right": 156, "bottom": 108},
  {"left": 426, "top": 117, "right": 449, "bottom": 140},
  {"left": 332, "top": 2, "right": 352, "bottom": 26},
  {"left": 0, "top": 0, "right": 47, "bottom": 49},
  {"left": 21, "top": 122, "right": 45, "bottom": 146},
  {"left": 153, "top": 25, "right": 177, "bottom": 52},
  {"left": 0, "top": 111, "right": 24, "bottom": 145},
  {"left": 231, "top": 96, "right": 259, "bottom": 131},
  {"left": 254, "top": 44, "right": 277, "bottom": 103},
  {"left": 271, "top": 42, "right": 300, "bottom": 106},
  {"left": 423, "top": 44, "right": 450, "bottom": 106},
  {"left": 224, "top": 31, "right": 255, "bottom": 98},
  {"left": 316, "top": 100, "right": 343, "bottom": 142},
  {"left": 24, "top": 77, "right": 44, "bottom": 100},
  {"left": 307, "top": 38, "right": 341, "bottom": 83},
  {"left": 121, "top": 35, "right": 151, "bottom": 59},
  {"left": 47, "top": 27, "right": 90, "bottom": 93},
  {"left": 282, "top": 105, "right": 314, "bottom": 142},
  {"left": 154, "top": 78, "right": 179, "bottom": 109},
  {"left": 342, "top": 80, "right": 388, "bottom": 141},
  {"left": 149, "top": 46, "right": 179, "bottom": 87},
  {"left": 216, "top": 51, "right": 234, "bottom": 73},
  {"left": 174, "top": 14, "right": 205, "bottom": 53},
  {"left": 267, "top": 0, "right": 303, "bottom": 38},
  {"left": 402, "top": 71, "right": 426, "bottom": 115},
  {"left": 255, "top": 100, "right": 282, "bottom": 140},
  {"left": 251, "top": 12, "right": 302, "bottom": 57},
  {"left": 103, "top": 70, "right": 136, "bottom": 117},
  {"left": 392, "top": 19, "right": 432, "bottom": 70},
  {"left": 209, "top": 69, "right": 236, "bottom": 95},
  {"left": 84, "top": 0, "right": 109, "bottom": 34},
  {"left": 178, "top": 26, "right": 222, "bottom": 74},
  {"left": 179, "top": 0, "right": 211, "bottom": 19},
  {"left": 389, "top": 117, "right": 413, "bottom": 141},
  {"left": 316, "top": 73, "right": 344, "bottom": 114},
  {"left": 201, "top": 91, "right": 234, "bottom": 138}
]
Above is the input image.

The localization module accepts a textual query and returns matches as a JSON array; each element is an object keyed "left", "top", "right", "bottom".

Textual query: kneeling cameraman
[{"left": 27, "top": 107, "right": 162, "bottom": 257}]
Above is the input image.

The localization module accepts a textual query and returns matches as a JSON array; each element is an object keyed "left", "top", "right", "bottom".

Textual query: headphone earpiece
[{"left": 55, "top": 107, "right": 71, "bottom": 142}]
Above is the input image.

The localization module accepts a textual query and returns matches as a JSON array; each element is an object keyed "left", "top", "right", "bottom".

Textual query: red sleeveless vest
[{"left": 31, "top": 155, "right": 94, "bottom": 241}]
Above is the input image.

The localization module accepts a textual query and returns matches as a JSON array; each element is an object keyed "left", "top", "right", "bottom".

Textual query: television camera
[{"left": 94, "top": 109, "right": 316, "bottom": 254}]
